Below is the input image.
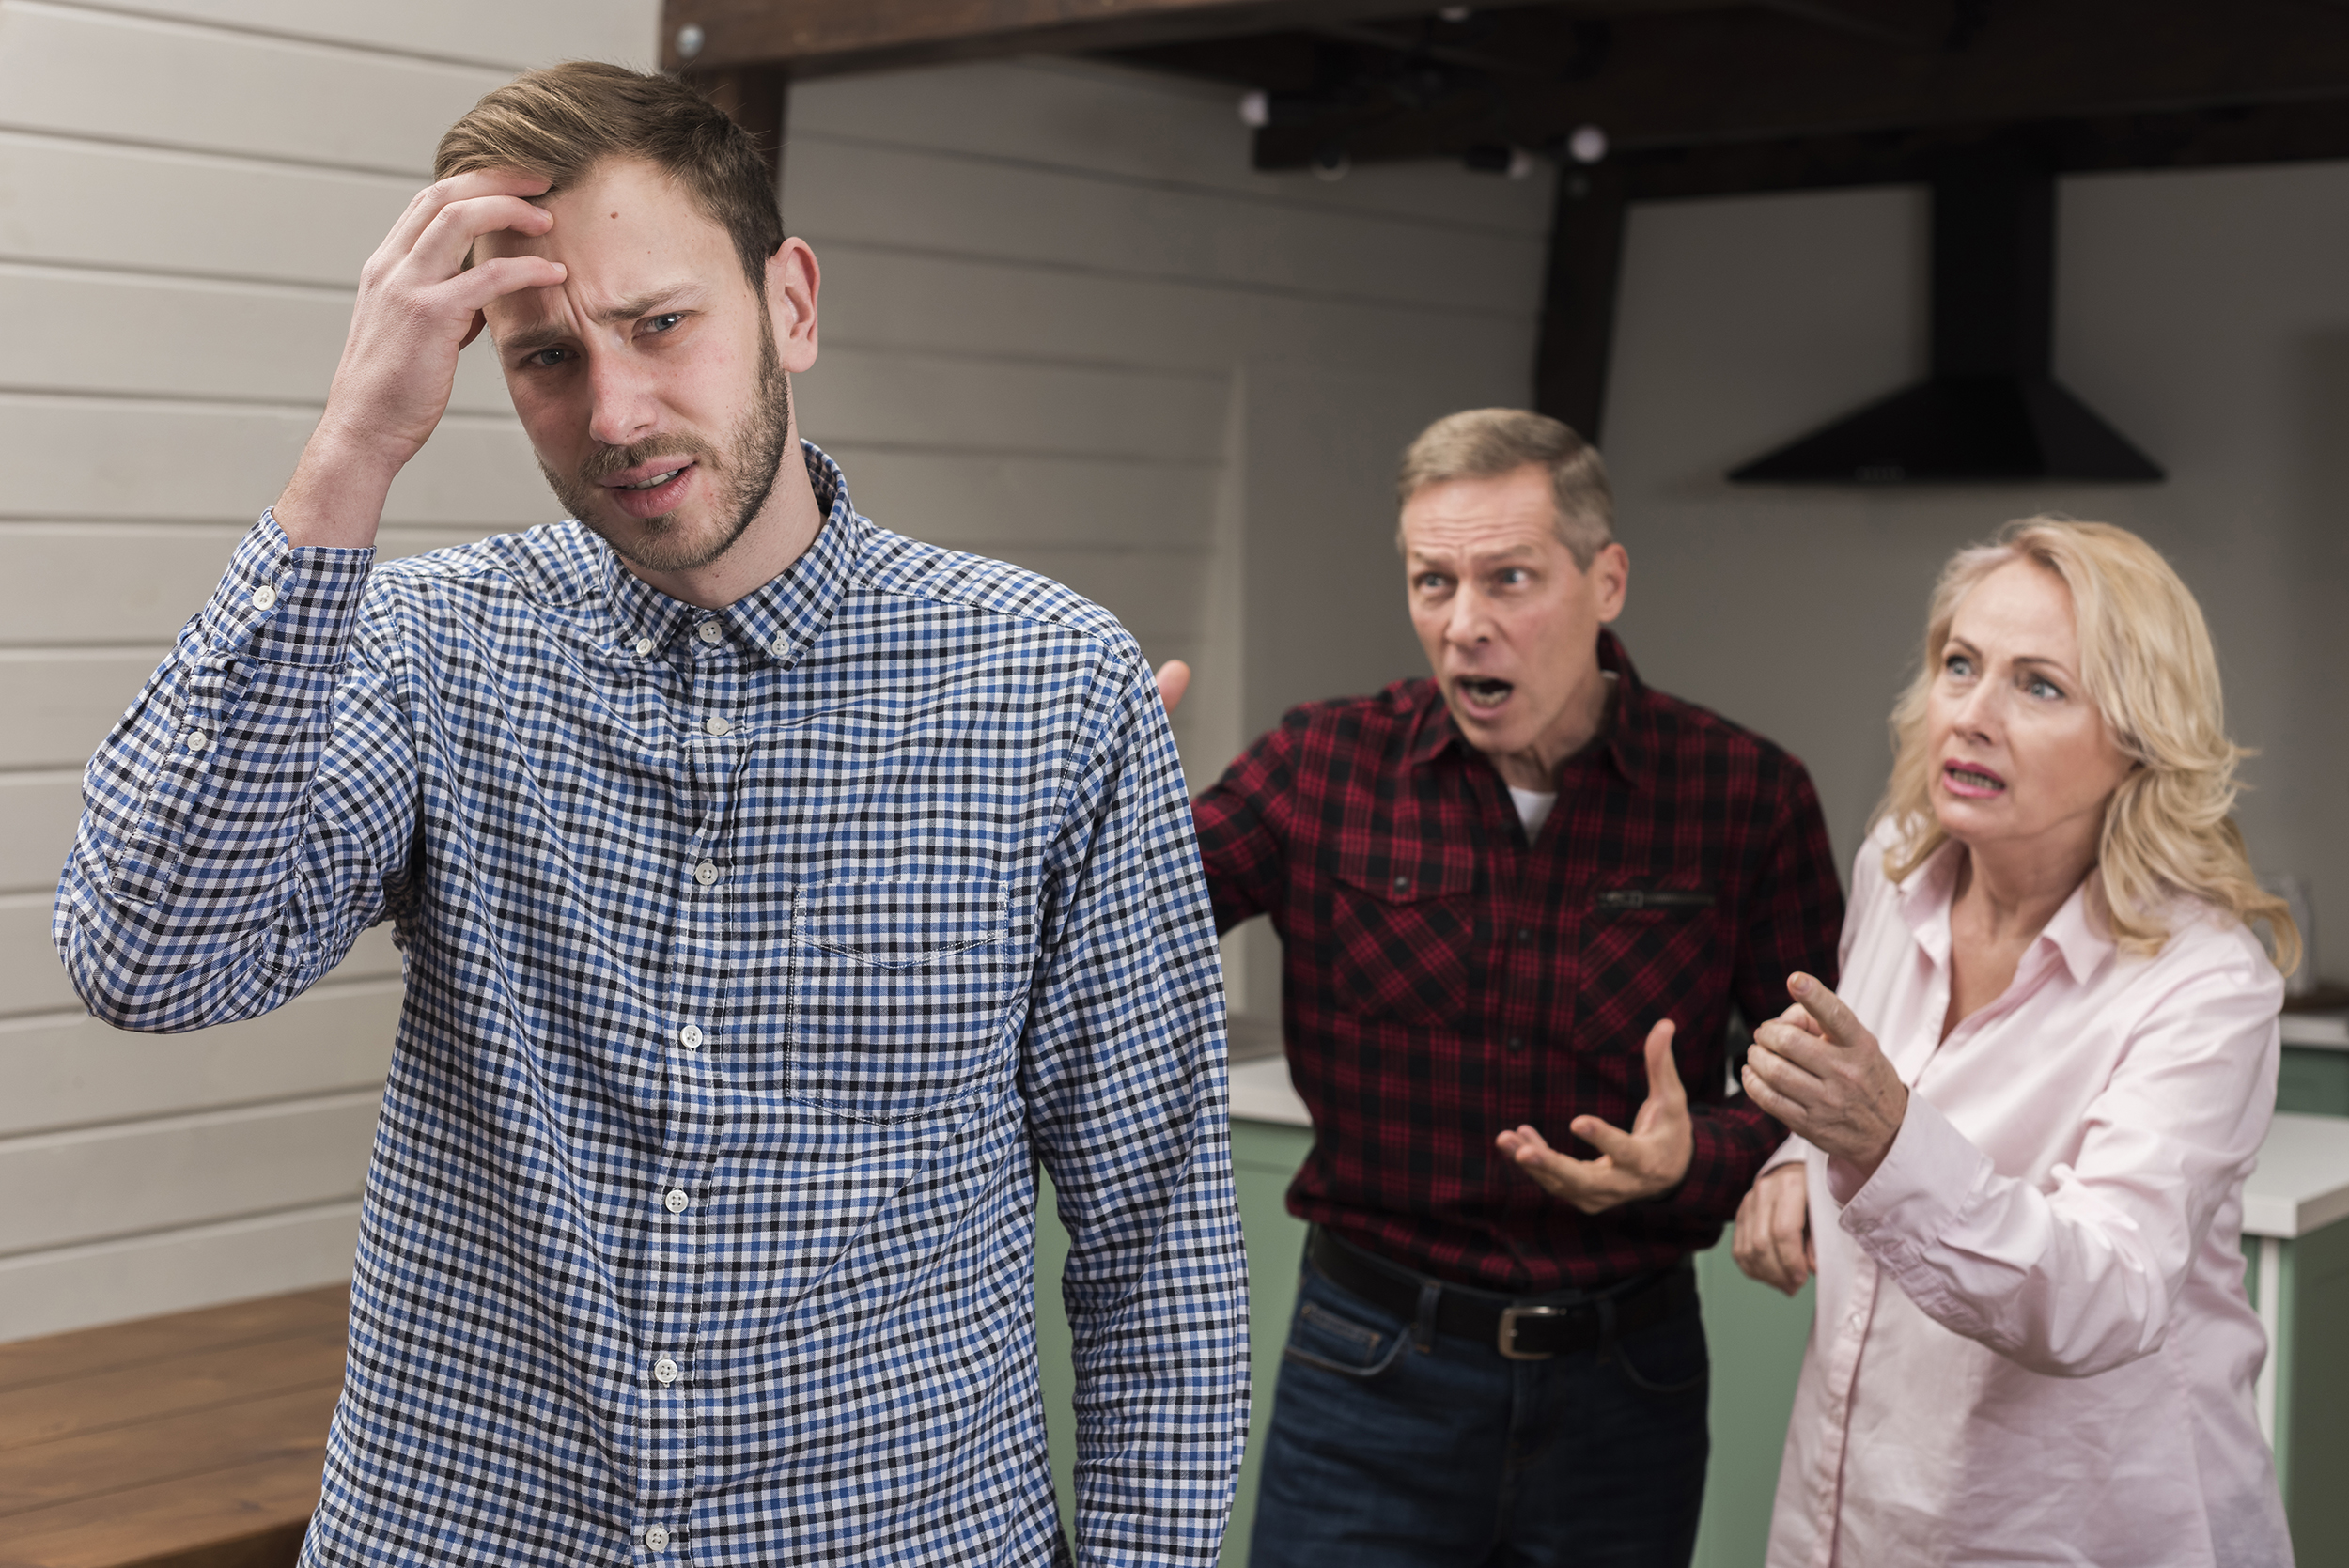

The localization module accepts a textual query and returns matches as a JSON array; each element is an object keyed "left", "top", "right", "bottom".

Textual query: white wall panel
[
  {"left": 976, "top": 547, "right": 1208, "bottom": 648},
  {"left": 81, "top": 0, "right": 657, "bottom": 70},
  {"left": 0, "top": 2, "right": 506, "bottom": 175},
  {"left": 832, "top": 448, "right": 1219, "bottom": 553},
  {"left": 0, "top": 773, "right": 80, "bottom": 896},
  {"left": 0, "top": 395, "right": 539, "bottom": 525},
  {"left": 0, "top": 130, "right": 411, "bottom": 287},
  {"left": 809, "top": 348, "right": 1225, "bottom": 463},
  {"left": 0, "top": 1088, "right": 378, "bottom": 1255},
  {"left": 813, "top": 245, "right": 1531, "bottom": 378},
  {"left": 0, "top": 648, "right": 170, "bottom": 771},
  {"left": 0, "top": 1198, "right": 361, "bottom": 1342},
  {"left": 0, "top": 977, "right": 399, "bottom": 1135},
  {"left": 0, "top": 521, "right": 524, "bottom": 647},
  {"left": 0, "top": 263, "right": 513, "bottom": 414},
  {"left": 789, "top": 138, "right": 1546, "bottom": 311}
]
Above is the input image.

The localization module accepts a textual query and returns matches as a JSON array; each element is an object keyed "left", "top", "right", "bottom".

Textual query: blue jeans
[{"left": 1249, "top": 1241, "right": 1710, "bottom": 1568}]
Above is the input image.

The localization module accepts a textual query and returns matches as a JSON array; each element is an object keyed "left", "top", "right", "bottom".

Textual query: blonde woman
[{"left": 1732, "top": 519, "right": 2299, "bottom": 1567}]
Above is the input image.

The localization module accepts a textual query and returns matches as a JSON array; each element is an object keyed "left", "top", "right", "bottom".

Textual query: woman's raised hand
[{"left": 1740, "top": 974, "right": 1909, "bottom": 1184}]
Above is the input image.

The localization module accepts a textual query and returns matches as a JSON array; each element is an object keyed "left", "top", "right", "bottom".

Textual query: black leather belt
[{"left": 1309, "top": 1228, "right": 1696, "bottom": 1361}]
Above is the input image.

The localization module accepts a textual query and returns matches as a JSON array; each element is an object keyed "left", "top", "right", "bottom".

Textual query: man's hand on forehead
[{"left": 272, "top": 169, "right": 570, "bottom": 548}]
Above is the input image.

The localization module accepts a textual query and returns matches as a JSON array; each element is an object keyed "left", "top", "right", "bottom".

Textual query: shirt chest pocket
[
  {"left": 1328, "top": 859, "right": 1477, "bottom": 1027},
  {"left": 1581, "top": 882, "right": 1720, "bottom": 1000},
  {"left": 788, "top": 877, "right": 1019, "bottom": 1123}
]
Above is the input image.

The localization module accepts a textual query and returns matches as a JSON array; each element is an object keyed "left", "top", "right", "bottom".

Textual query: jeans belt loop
[
  {"left": 1411, "top": 1279, "right": 1442, "bottom": 1355},
  {"left": 1498, "top": 1304, "right": 1560, "bottom": 1361},
  {"left": 1598, "top": 1294, "right": 1619, "bottom": 1357}
]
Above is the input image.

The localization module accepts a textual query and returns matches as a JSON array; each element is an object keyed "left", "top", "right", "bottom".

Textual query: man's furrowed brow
[
  {"left": 499, "top": 286, "right": 706, "bottom": 359},
  {"left": 598, "top": 285, "right": 703, "bottom": 324}
]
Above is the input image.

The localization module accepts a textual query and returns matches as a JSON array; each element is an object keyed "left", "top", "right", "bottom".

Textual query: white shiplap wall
[
  {"left": 0, "top": 23, "right": 1549, "bottom": 1341},
  {"left": 0, "top": 0, "right": 657, "bottom": 1341}
]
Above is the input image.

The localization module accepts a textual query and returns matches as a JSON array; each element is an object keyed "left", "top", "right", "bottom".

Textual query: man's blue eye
[
  {"left": 527, "top": 348, "right": 568, "bottom": 368},
  {"left": 647, "top": 313, "right": 685, "bottom": 333}
]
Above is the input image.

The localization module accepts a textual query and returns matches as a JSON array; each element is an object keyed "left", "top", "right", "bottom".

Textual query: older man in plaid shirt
[{"left": 1162, "top": 409, "right": 1841, "bottom": 1566}]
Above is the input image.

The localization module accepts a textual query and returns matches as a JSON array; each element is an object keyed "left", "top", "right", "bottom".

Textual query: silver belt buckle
[{"left": 1498, "top": 1304, "right": 1559, "bottom": 1360}]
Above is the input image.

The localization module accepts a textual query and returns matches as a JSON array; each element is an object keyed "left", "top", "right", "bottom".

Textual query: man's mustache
[{"left": 579, "top": 434, "right": 723, "bottom": 485}]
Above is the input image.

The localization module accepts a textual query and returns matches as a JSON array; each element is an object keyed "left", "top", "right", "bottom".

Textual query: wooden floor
[{"left": 0, "top": 1286, "right": 348, "bottom": 1568}]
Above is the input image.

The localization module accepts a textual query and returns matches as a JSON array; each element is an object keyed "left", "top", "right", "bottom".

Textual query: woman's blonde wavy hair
[{"left": 1876, "top": 517, "right": 2300, "bottom": 973}]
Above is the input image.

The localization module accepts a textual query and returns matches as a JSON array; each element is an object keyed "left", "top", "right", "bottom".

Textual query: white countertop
[
  {"left": 2246, "top": 1112, "right": 2349, "bottom": 1238},
  {"left": 1228, "top": 1052, "right": 1311, "bottom": 1127},
  {"left": 2281, "top": 1011, "right": 2348, "bottom": 1051},
  {"left": 1228, "top": 1054, "right": 2349, "bottom": 1241}
]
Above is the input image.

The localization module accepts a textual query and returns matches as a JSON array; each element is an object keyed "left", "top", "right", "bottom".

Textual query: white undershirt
[{"left": 1508, "top": 786, "right": 1557, "bottom": 837}]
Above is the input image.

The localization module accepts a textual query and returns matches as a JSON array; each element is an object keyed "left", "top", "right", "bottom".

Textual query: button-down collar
[{"left": 601, "top": 442, "right": 863, "bottom": 668}]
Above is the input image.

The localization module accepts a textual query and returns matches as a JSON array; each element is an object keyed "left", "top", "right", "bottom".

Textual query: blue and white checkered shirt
[{"left": 56, "top": 443, "right": 1248, "bottom": 1568}]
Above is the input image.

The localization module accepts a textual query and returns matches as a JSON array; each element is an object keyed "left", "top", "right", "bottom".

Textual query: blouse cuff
[{"left": 1834, "top": 1093, "right": 1994, "bottom": 1270}]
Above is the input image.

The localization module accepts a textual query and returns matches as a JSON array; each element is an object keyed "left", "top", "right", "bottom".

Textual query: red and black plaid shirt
[{"left": 1194, "top": 632, "right": 1843, "bottom": 1292}]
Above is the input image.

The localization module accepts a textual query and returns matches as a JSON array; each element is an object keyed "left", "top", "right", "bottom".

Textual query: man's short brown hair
[
  {"left": 435, "top": 61, "right": 784, "bottom": 297},
  {"left": 1396, "top": 409, "right": 1615, "bottom": 567}
]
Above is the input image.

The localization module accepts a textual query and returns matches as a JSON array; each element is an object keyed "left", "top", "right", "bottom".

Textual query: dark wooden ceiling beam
[
  {"left": 1210, "top": 0, "right": 2349, "bottom": 169},
  {"left": 1745, "top": 0, "right": 1952, "bottom": 51},
  {"left": 661, "top": 0, "right": 1579, "bottom": 76},
  {"left": 1617, "top": 95, "right": 2349, "bottom": 200},
  {"left": 686, "top": 66, "right": 789, "bottom": 185}
]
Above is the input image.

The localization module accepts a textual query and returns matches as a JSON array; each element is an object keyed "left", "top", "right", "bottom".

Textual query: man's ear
[
  {"left": 767, "top": 238, "right": 819, "bottom": 373},
  {"left": 1592, "top": 541, "right": 1630, "bottom": 624}
]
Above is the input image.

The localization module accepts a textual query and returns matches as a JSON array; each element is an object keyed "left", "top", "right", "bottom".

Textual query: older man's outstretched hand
[
  {"left": 1740, "top": 973, "right": 1908, "bottom": 1184},
  {"left": 1153, "top": 659, "right": 1192, "bottom": 714},
  {"left": 1496, "top": 1019, "right": 1692, "bottom": 1214}
]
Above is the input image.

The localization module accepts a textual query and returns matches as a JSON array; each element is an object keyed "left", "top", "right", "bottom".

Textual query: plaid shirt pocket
[
  {"left": 788, "top": 877, "right": 1019, "bottom": 1122},
  {"left": 1328, "top": 858, "right": 1477, "bottom": 1026}
]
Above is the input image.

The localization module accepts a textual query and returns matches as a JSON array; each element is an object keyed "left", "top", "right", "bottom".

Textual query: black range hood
[{"left": 1730, "top": 145, "right": 2163, "bottom": 485}]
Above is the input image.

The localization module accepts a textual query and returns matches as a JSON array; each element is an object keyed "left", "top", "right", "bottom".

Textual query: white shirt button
[
  {"left": 250, "top": 585, "right": 278, "bottom": 612},
  {"left": 645, "top": 1524, "right": 670, "bottom": 1552},
  {"left": 184, "top": 730, "right": 210, "bottom": 753},
  {"left": 770, "top": 634, "right": 790, "bottom": 658},
  {"left": 653, "top": 1357, "right": 680, "bottom": 1385},
  {"left": 696, "top": 621, "right": 722, "bottom": 645},
  {"left": 678, "top": 1024, "right": 704, "bottom": 1049},
  {"left": 664, "top": 1188, "right": 690, "bottom": 1214},
  {"left": 633, "top": 636, "right": 655, "bottom": 657},
  {"left": 705, "top": 716, "right": 732, "bottom": 737},
  {"left": 693, "top": 860, "right": 720, "bottom": 886}
]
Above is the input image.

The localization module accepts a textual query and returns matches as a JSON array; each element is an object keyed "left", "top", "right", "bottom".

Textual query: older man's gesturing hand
[
  {"left": 1740, "top": 973, "right": 1909, "bottom": 1182},
  {"left": 1495, "top": 1019, "right": 1691, "bottom": 1214}
]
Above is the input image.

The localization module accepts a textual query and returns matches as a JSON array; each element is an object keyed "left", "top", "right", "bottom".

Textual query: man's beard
[{"left": 541, "top": 327, "right": 795, "bottom": 576}]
